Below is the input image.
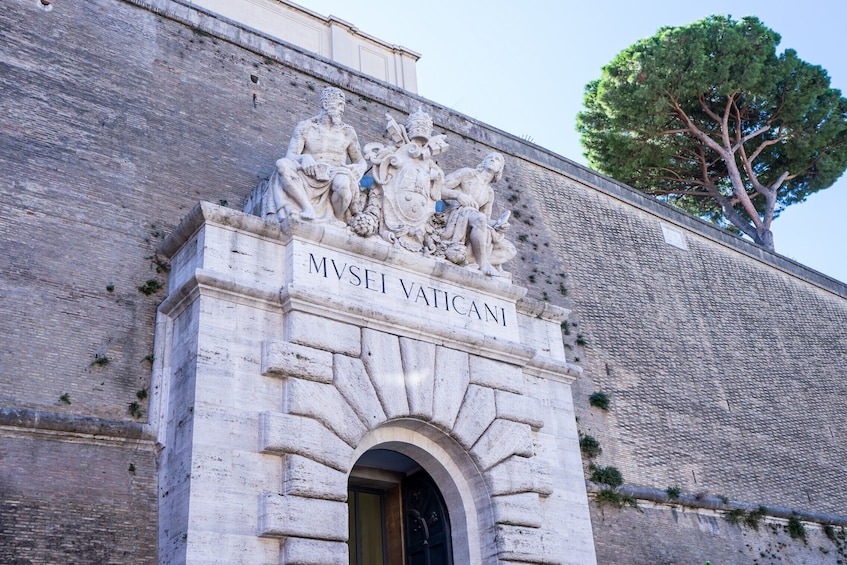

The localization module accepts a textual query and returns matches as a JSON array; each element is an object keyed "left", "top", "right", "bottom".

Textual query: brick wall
[
  {"left": 588, "top": 503, "right": 847, "bottom": 564},
  {"left": 0, "top": 431, "right": 157, "bottom": 564}
]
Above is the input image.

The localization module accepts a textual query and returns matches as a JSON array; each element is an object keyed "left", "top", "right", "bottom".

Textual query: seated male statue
[
  {"left": 268, "top": 87, "right": 366, "bottom": 223},
  {"left": 439, "top": 152, "right": 516, "bottom": 276}
]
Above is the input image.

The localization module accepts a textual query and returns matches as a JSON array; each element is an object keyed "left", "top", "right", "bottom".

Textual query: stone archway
[
  {"left": 256, "top": 325, "right": 573, "bottom": 564},
  {"left": 349, "top": 420, "right": 492, "bottom": 564}
]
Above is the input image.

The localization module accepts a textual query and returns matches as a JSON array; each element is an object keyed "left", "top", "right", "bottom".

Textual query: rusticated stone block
[
  {"left": 492, "top": 492, "right": 542, "bottom": 528},
  {"left": 284, "top": 311, "right": 361, "bottom": 357},
  {"left": 399, "top": 337, "right": 435, "bottom": 420},
  {"left": 486, "top": 455, "right": 553, "bottom": 497},
  {"left": 431, "top": 346, "right": 470, "bottom": 431},
  {"left": 259, "top": 494, "right": 347, "bottom": 541},
  {"left": 282, "top": 378, "right": 367, "bottom": 447},
  {"left": 495, "top": 524, "right": 563, "bottom": 564},
  {"left": 262, "top": 340, "right": 334, "bottom": 383},
  {"left": 471, "top": 419, "right": 533, "bottom": 471},
  {"left": 333, "top": 353, "right": 386, "bottom": 429},
  {"left": 259, "top": 412, "right": 352, "bottom": 473},
  {"left": 361, "top": 328, "right": 409, "bottom": 418},
  {"left": 495, "top": 389, "right": 545, "bottom": 430},
  {"left": 468, "top": 355, "right": 525, "bottom": 394},
  {"left": 281, "top": 537, "right": 348, "bottom": 565},
  {"left": 450, "top": 385, "right": 496, "bottom": 450},
  {"left": 282, "top": 455, "right": 348, "bottom": 502}
]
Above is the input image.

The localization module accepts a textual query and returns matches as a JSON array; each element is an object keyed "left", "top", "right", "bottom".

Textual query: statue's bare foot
[
  {"left": 479, "top": 263, "right": 499, "bottom": 277},
  {"left": 299, "top": 207, "right": 316, "bottom": 220}
]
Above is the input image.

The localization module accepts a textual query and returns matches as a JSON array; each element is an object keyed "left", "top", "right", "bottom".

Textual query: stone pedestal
[{"left": 151, "top": 202, "right": 596, "bottom": 564}]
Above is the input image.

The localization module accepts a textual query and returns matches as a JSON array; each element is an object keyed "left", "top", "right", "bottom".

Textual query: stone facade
[
  {"left": 2, "top": 0, "right": 847, "bottom": 563},
  {"left": 152, "top": 204, "right": 593, "bottom": 563}
]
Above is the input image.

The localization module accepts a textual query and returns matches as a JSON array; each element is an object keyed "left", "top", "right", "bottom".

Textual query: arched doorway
[{"left": 348, "top": 449, "right": 453, "bottom": 565}]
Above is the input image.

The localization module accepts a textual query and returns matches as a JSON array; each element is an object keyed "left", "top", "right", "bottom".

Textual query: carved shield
[{"left": 380, "top": 147, "right": 438, "bottom": 232}]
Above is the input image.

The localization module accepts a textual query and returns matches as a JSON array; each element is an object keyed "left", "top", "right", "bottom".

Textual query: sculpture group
[{"left": 251, "top": 87, "right": 516, "bottom": 277}]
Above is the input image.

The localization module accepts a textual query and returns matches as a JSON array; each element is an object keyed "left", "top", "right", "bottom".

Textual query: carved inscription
[{"left": 307, "top": 252, "right": 508, "bottom": 327}]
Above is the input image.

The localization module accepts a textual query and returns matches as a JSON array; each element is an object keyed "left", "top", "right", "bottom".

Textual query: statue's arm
[
  {"left": 346, "top": 129, "right": 367, "bottom": 176},
  {"left": 285, "top": 121, "right": 317, "bottom": 173},
  {"left": 440, "top": 170, "right": 477, "bottom": 208},
  {"left": 480, "top": 195, "right": 494, "bottom": 219},
  {"left": 285, "top": 122, "right": 307, "bottom": 159}
]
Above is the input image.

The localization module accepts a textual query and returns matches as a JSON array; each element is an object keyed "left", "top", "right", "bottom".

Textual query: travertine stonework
[{"left": 153, "top": 203, "right": 594, "bottom": 564}]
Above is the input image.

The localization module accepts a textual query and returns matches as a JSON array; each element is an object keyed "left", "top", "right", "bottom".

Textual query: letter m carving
[{"left": 309, "top": 253, "right": 327, "bottom": 277}]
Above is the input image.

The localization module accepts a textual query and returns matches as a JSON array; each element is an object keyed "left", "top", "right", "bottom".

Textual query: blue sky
[{"left": 301, "top": 0, "right": 847, "bottom": 283}]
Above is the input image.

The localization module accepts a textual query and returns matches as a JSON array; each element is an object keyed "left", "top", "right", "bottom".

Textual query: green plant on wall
[
  {"left": 787, "top": 515, "right": 807, "bottom": 543},
  {"left": 579, "top": 434, "right": 602, "bottom": 459},
  {"left": 594, "top": 489, "right": 639, "bottom": 510},
  {"left": 589, "top": 391, "right": 610, "bottom": 410},
  {"left": 137, "top": 278, "right": 163, "bottom": 296},
  {"left": 725, "top": 506, "right": 769, "bottom": 530},
  {"left": 590, "top": 464, "right": 623, "bottom": 488},
  {"left": 128, "top": 401, "right": 143, "bottom": 419},
  {"left": 724, "top": 508, "right": 745, "bottom": 525},
  {"left": 91, "top": 353, "right": 110, "bottom": 367},
  {"left": 743, "top": 506, "right": 768, "bottom": 530}
]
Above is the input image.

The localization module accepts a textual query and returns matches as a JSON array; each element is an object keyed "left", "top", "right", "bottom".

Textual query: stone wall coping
[
  {"left": 0, "top": 407, "right": 152, "bottom": 441},
  {"left": 587, "top": 481, "right": 847, "bottom": 527}
]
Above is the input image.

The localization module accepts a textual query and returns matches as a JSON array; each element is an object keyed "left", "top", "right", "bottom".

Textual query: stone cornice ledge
[
  {"left": 516, "top": 296, "right": 573, "bottom": 322},
  {"left": 157, "top": 268, "right": 283, "bottom": 316},
  {"left": 156, "top": 265, "right": 542, "bottom": 368},
  {"left": 0, "top": 407, "right": 153, "bottom": 441},
  {"left": 161, "top": 201, "right": 285, "bottom": 258},
  {"left": 162, "top": 202, "right": 527, "bottom": 302},
  {"left": 524, "top": 353, "right": 582, "bottom": 383}
]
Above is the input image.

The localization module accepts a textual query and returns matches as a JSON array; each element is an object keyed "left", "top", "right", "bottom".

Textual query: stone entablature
[
  {"left": 152, "top": 202, "right": 595, "bottom": 564},
  {"left": 188, "top": 0, "right": 420, "bottom": 91}
]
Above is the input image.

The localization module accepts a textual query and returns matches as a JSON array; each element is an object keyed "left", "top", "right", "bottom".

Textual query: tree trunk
[{"left": 754, "top": 227, "right": 775, "bottom": 252}]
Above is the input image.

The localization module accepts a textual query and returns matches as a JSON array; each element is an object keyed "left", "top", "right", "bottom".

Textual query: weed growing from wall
[
  {"left": 787, "top": 515, "right": 807, "bottom": 543},
  {"left": 91, "top": 353, "right": 110, "bottom": 367},
  {"left": 589, "top": 391, "right": 610, "bottom": 410},
  {"left": 744, "top": 506, "right": 768, "bottom": 530},
  {"left": 590, "top": 464, "right": 624, "bottom": 488},
  {"left": 594, "top": 489, "right": 639, "bottom": 510},
  {"left": 137, "top": 279, "right": 163, "bottom": 296},
  {"left": 725, "top": 508, "right": 745, "bottom": 525},
  {"left": 579, "top": 434, "right": 602, "bottom": 459},
  {"left": 128, "top": 402, "right": 143, "bottom": 419}
]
